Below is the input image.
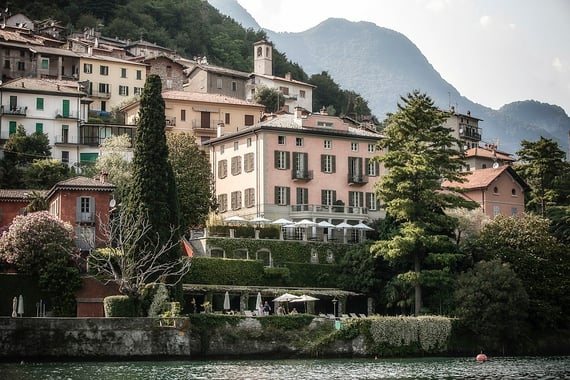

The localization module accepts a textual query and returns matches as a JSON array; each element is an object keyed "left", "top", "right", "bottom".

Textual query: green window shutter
[
  {"left": 9, "top": 121, "right": 17, "bottom": 135},
  {"left": 274, "top": 186, "right": 279, "bottom": 205},
  {"left": 285, "top": 187, "right": 290, "bottom": 205},
  {"left": 348, "top": 191, "right": 355, "bottom": 207},
  {"left": 274, "top": 151, "right": 279, "bottom": 169},
  {"left": 41, "top": 59, "right": 49, "bottom": 69},
  {"left": 80, "top": 152, "right": 98, "bottom": 162},
  {"left": 321, "top": 190, "right": 326, "bottom": 205},
  {"left": 9, "top": 96, "right": 17, "bottom": 109},
  {"left": 62, "top": 99, "right": 70, "bottom": 118},
  {"left": 332, "top": 156, "right": 336, "bottom": 173},
  {"left": 285, "top": 152, "right": 290, "bottom": 169},
  {"left": 293, "top": 152, "right": 299, "bottom": 170},
  {"left": 36, "top": 98, "right": 44, "bottom": 110},
  {"left": 320, "top": 155, "right": 325, "bottom": 172},
  {"left": 35, "top": 123, "right": 43, "bottom": 133},
  {"left": 76, "top": 197, "right": 81, "bottom": 222},
  {"left": 332, "top": 190, "right": 337, "bottom": 203}
]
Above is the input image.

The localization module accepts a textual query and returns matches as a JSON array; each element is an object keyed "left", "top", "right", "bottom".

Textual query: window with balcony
[
  {"left": 99, "top": 83, "right": 110, "bottom": 94},
  {"left": 296, "top": 187, "right": 308, "bottom": 206},
  {"left": 231, "top": 156, "right": 242, "bottom": 175},
  {"left": 231, "top": 191, "right": 242, "bottom": 210},
  {"left": 349, "top": 191, "right": 364, "bottom": 208},
  {"left": 293, "top": 152, "right": 311, "bottom": 180},
  {"left": 348, "top": 156, "right": 365, "bottom": 183},
  {"left": 218, "top": 159, "right": 228, "bottom": 179},
  {"left": 321, "top": 190, "right": 336, "bottom": 206},
  {"left": 275, "top": 151, "right": 290, "bottom": 169},
  {"left": 100, "top": 65, "right": 109, "bottom": 75},
  {"left": 275, "top": 186, "right": 290, "bottom": 206},
  {"left": 321, "top": 154, "right": 336, "bottom": 173}
]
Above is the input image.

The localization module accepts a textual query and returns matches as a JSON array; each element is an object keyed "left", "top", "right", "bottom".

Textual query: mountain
[{"left": 210, "top": 1, "right": 569, "bottom": 155}]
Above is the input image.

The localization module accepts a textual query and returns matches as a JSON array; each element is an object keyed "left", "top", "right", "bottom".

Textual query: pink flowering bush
[
  {"left": 0, "top": 211, "right": 77, "bottom": 273},
  {"left": 0, "top": 211, "right": 81, "bottom": 316}
]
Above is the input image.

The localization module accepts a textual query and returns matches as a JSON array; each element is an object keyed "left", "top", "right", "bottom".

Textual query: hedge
[{"left": 104, "top": 295, "right": 136, "bottom": 317}]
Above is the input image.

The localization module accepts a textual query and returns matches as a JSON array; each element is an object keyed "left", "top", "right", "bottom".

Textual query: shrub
[{"left": 104, "top": 295, "right": 136, "bottom": 317}]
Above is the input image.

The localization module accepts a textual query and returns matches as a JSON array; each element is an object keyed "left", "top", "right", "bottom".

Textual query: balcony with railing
[
  {"left": 347, "top": 174, "right": 369, "bottom": 185},
  {"left": 1, "top": 105, "right": 27, "bottom": 116},
  {"left": 192, "top": 119, "right": 222, "bottom": 135},
  {"left": 55, "top": 110, "right": 79, "bottom": 119},
  {"left": 88, "top": 90, "right": 111, "bottom": 99},
  {"left": 459, "top": 125, "right": 482, "bottom": 141},
  {"left": 54, "top": 135, "right": 79, "bottom": 145},
  {"left": 165, "top": 117, "right": 176, "bottom": 127},
  {"left": 291, "top": 169, "right": 313, "bottom": 181},
  {"left": 290, "top": 204, "right": 368, "bottom": 218}
]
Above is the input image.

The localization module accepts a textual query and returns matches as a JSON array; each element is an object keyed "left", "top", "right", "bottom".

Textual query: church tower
[{"left": 254, "top": 39, "right": 272, "bottom": 76}]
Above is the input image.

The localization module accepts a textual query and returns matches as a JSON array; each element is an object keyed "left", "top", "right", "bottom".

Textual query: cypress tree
[{"left": 122, "top": 74, "right": 181, "bottom": 280}]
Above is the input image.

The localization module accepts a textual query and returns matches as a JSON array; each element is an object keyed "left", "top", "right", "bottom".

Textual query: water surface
[{"left": 1, "top": 356, "right": 569, "bottom": 380}]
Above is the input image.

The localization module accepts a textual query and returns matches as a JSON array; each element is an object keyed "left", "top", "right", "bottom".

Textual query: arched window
[
  {"left": 493, "top": 186, "right": 498, "bottom": 194},
  {"left": 257, "top": 46, "right": 262, "bottom": 57},
  {"left": 511, "top": 188, "right": 516, "bottom": 196}
]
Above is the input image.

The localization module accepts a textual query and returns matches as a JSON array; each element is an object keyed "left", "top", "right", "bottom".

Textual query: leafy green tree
[
  {"left": 0, "top": 211, "right": 81, "bottom": 316},
  {"left": 122, "top": 74, "right": 181, "bottom": 296},
  {"left": 0, "top": 125, "right": 51, "bottom": 188},
  {"left": 462, "top": 214, "right": 570, "bottom": 330},
  {"left": 309, "top": 71, "right": 343, "bottom": 114},
  {"left": 23, "top": 159, "right": 70, "bottom": 189},
  {"left": 254, "top": 85, "right": 286, "bottom": 113},
  {"left": 95, "top": 134, "right": 133, "bottom": 202},
  {"left": 166, "top": 132, "right": 217, "bottom": 231},
  {"left": 371, "top": 91, "right": 476, "bottom": 315},
  {"left": 454, "top": 260, "right": 529, "bottom": 353},
  {"left": 25, "top": 191, "right": 49, "bottom": 213},
  {"left": 514, "top": 137, "right": 568, "bottom": 215}
]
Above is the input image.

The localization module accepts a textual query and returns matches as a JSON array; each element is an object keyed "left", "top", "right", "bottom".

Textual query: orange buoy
[{"left": 476, "top": 353, "right": 488, "bottom": 362}]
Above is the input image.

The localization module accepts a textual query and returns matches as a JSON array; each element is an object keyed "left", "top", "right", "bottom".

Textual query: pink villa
[
  {"left": 442, "top": 165, "right": 529, "bottom": 219},
  {"left": 204, "top": 108, "right": 385, "bottom": 241}
]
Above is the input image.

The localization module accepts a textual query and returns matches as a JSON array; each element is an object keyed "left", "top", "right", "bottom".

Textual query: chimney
[
  {"left": 21, "top": 81, "right": 25, "bottom": 88},
  {"left": 99, "top": 171, "right": 109, "bottom": 183},
  {"left": 217, "top": 122, "right": 224, "bottom": 137},
  {"left": 285, "top": 72, "right": 291, "bottom": 81}
]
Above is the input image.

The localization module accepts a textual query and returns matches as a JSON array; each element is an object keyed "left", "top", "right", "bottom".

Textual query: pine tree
[
  {"left": 371, "top": 91, "right": 475, "bottom": 315},
  {"left": 122, "top": 74, "right": 181, "bottom": 285}
]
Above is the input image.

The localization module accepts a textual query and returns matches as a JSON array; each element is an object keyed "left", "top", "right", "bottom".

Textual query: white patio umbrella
[
  {"left": 295, "top": 219, "right": 317, "bottom": 227},
  {"left": 17, "top": 294, "right": 24, "bottom": 317},
  {"left": 335, "top": 222, "right": 354, "bottom": 229},
  {"left": 290, "top": 294, "right": 319, "bottom": 313},
  {"left": 11, "top": 296, "right": 17, "bottom": 318},
  {"left": 272, "top": 293, "right": 300, "bottom": 302},
  {"left": 224, "top": 216, "right": 247, "bottom": 223},
  {"left": 317, "top": 221, "right": 335, "bottom": 228},
  {"left": 249, "top": 216, "right": 272, "bottom": 224},
  {"left": 353, "top": 222, "right": 374, "bottom": 230},
  {"left": 256, "top": 292, "right": 263, "bottom": 309},
  {"left": 271, "top": 218, "right": 293, "bottom": 225},
  {"left": 223, "top": 291, "right": 230, "bottom": 311}
]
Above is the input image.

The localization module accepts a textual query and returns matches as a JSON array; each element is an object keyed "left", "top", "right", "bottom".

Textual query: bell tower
[{"left": 254, "top": 39, "right": 272, "bottom": 76}]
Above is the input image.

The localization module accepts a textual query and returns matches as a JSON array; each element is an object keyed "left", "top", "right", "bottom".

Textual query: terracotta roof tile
[
  {"left": 161, "top": 91, "right": 264, "bottom": 107},
  {"left": 442, "top": 166, "right": 509, "bottom": 190},
  {"left": 0, "top": 189, "right": 48, "bottom": 201}
]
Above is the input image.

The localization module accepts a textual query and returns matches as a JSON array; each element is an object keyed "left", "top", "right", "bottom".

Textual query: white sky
[{"left": 237, "top": 0, "right": 570, "bottom": 116}]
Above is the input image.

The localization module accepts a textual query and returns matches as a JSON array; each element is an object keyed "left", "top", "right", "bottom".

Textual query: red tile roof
[{"left": 442, "top": 166, "right": 510, "bottom": 190}]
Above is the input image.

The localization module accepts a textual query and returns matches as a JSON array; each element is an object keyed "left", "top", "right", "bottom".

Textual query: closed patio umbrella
[
  {"left": 11, "top": 296, "right": 17, "bottom": 318},
  {"left": 223, "top": 291, "right": 230, "bottom": 311},
  {"left": 256, "top": 292, "right": 262, "bottom": 309},
  {"left": 17, "top": 294, "right": 24, "bottom": 317}
]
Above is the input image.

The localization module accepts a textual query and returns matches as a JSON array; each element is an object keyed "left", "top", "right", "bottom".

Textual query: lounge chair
[
  {"left": 349, "top": 313, "right": 359, "bottom": 318},
  {"left": 359, "top": 313, "right": 367, "bottom": 318}
]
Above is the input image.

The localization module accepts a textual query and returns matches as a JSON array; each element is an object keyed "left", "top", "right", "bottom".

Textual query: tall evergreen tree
[
  {"left": 166, "top": 132, "right": 217, "bottom": 230},
  {"left": 122, "top": 74, "right": 181, "bottom": 281},
  {"left": 514, "top": 137, "right": 568, "bottom": 216},
  {"left": 371, "top": 91, "right": 475, "bottom": 315}
]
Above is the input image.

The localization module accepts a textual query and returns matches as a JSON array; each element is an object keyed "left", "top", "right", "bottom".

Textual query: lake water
[{"left": 1, "top": 356, "right": 569, "bottom": 380}]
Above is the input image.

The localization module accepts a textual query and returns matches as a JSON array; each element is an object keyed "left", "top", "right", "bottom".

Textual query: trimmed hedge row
[
  {"left": 104, "top": 295, "right": 136, "bottom": 317},
  {"left": 184, "top": 257, "right": 341, "bottom": 288}
]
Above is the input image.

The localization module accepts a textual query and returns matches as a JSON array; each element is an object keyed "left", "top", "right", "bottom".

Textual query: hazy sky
[{"left": 237, "top": 0, "right": 570, "bottom": 116}]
